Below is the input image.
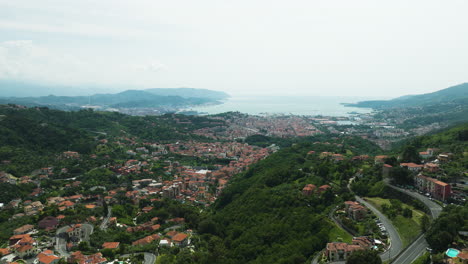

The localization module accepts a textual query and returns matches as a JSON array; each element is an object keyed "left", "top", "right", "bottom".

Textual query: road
[
  {"left": 386, "top": 183, "right": 442, "bottom": 218},
  {"left": 100, "top": 207, "right": 112, "bottom": 230},
  {"left": 355, "top": 196, "right": 403, "bottom": 262},
  {"left": 121, "top": 252, "right": 157, "bottom": 264},
  {"left": 144, "top": 252, "right": 157, "bottom": 264},
  {"left": 384, "top": 182, "right": 443, "bottom": 264},
  {"left": 55, "top": 223, "right": 94, "bottom": 257}
]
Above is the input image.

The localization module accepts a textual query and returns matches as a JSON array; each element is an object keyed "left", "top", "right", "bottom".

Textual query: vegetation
[
  {"left": 346, "top": 249, "right": 382, "bottom": 264},
  {"left": 426, "top": 205, "right": 468, "bottom": 252},
  {"left": 365, "top": 197, "right": 425, "bottom": 246}
]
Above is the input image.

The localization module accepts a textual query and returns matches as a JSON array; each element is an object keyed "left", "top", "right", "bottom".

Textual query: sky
[{"left": 0, "top": 0, "right": 467, "bottom": 97}]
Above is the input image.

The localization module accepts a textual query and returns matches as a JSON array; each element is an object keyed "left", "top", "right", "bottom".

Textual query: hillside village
[{"left": 0, "top": 106, "right": 466, "bottom": 264}]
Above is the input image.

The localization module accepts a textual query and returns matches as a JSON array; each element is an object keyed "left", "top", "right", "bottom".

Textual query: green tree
[
  {"left": 401, "top": 145, "right": 421, "bottom": 164},
  {"left": 346, "top": 250, "right": 382, "bottom": 264},
  {"left": 420, "top": 214, "right": 430, "bottom": 232}
]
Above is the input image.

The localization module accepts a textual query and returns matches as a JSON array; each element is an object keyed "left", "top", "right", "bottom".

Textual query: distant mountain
[
  {"left": 145, "top": 88, "right": 230, "bottom": 100},
  {"left": 0, "top": 79, "right": 229, "bottom": 100},
  {"left": 0, "top": 83, "right": 226, "bottom": 111},
  {"left": 346, "top": 83, "right": 468, "bottom": 109},
  {"left": 0, "top": 79, "right": 108, "bottom": 97}
]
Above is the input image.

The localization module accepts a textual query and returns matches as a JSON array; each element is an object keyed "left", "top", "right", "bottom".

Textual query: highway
[
  {"left": 385, "top": 182, "right": 443, "bottom": 264},
  {"left": 386, "top": 183, "right": 442, "bottom": 218}
]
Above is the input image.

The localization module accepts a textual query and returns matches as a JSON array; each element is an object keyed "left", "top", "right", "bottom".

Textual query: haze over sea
[{"left": 186, "top": 96, "right": 379, "bottom": 116}]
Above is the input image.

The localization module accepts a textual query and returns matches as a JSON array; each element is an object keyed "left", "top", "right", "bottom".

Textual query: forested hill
[
  {"left": 196, "top": 138, "right": 381, "bottom": 263},
  {"left": 0, "top": 89, "right": 220, "bottom": 110},
  {"left": 0, "top": 105, "right": 224, "bottom": 175},
  {"left": 346, "top": 83, "right": 468, "bottom": 109},
  {"left": 145, "top": 88, "right": 229, "bottom": 100}
]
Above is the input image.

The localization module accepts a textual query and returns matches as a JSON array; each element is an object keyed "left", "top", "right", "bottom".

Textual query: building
[
  {"left": 400, "top": 163, "right": 424, "bottom": 172},
  {"left": 424, "top": 163, "right": 440, "bottom": 173},
  {"left": 326, "top": 242, "right": 363, "bottom": 262},
  {"left": 352, "top": 236, "right": 374, "bottom": 249},
  {"left": 345, "top": 201, "right": 367, "bottom": 221},
  {"left": 302, "top": 184, "right": 316, "bottom": 196},
  {"left": 36, "top": 250, "right": 60, "bottom": 264},
  {"left": 415, "top": 175, "right": 451, "bottom": 201},
  {"left": 102, "top": 242, "right": 120, "bottom": 250},
  {"left": 68, "top": 251, "right": 107, "bottom": 264},
  {"left": 172, "top": 233, "right": 189, "bottom": 247},
  {"left": 13, "top": 224, "right": 34, "bottom": 235},
  {"left": 66, "top": 224, "right": 83, "bottom": 239}
]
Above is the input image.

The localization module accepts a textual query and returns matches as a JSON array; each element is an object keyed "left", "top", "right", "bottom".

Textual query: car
[{"left": 426, "top": 247, "right": 432, "bottom": 252}]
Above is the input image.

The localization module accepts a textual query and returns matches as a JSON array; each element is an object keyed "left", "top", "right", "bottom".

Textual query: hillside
[
  {"left": 0, "top": 90, "right": 219, "bottom": 110},
  {"left": 346, "top": 83, "right": 468, "bottom": 109},
  {"left": 192, "top": 138, "right": 382, "bottom": 263},
  {"left": 0, "top": 105, "right": 224, "bottom": 175}
]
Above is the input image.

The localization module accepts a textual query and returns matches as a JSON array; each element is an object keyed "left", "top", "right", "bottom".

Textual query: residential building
[
  {"left": 415, "top": 175, "right": 451, "bottom": 201},
  {"left": 326, "top": 242, "right": 363, "bottom": 262},
  {"left": 302, "top": 184, "right": 316, "bottom": 196},
  {"left": 13, "top": 224, "right": 34, "bottom": 235},
  {"left": 344, "top": 201, "right": 367, "bottom": 221}
]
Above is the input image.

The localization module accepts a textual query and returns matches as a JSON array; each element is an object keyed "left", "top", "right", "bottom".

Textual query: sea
[{"left": 183, "top": 95, "right": 377, "bottom": 117}]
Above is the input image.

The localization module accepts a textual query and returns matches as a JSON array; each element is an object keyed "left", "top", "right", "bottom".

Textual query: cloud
[{"left": 0, "top": 40, "right": 168, "bottom": 88}]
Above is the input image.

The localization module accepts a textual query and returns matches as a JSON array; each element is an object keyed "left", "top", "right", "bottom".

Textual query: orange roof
[
  {"left": 85, "top": 204, "right": 96, "bottom": 209},
  {"left": 102, "top": 242, "right": 120, "bottom": 249},
  {"left": 17, "top": 244, "right": 33, "bottom": 252},
  {"left": 0, "top": 248, "right": 10, "bottom": 255},
  {"left": 38, "top": 254, "right": 60, "bottom": 264},
  {"left": 172, "top": 233, "right": 188, "bottom": 242}
]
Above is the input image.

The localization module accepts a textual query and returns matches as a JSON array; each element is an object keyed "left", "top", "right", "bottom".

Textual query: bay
[{"left": 183, "top": 95, "right": 375, "bottom": 116}]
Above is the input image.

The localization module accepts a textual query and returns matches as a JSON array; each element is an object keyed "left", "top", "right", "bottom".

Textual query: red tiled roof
[
  {"left": 172, "top": 233, "right": 188, "bottom": 243},
  {"left": 102, "top": 242, "right": 120, "bottom": 249}
]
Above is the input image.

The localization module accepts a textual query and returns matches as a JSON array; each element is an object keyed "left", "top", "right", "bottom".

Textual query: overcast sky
[{"left": 0, "top": 0, "right": 467, "bottom": 97}]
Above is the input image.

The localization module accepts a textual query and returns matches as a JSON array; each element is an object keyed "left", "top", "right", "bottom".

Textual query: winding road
[
  {"left": 100, "top": 207, "right": 112, "bottom": 230},
  {"left": 386, "top": 183, "right": 442, "bottom": 264},
  {"left": 55, "top": 223, "right": 94, "bottom": 257},
  {"left": 355, "top": 196, "right": 403, "bottom": 262}
]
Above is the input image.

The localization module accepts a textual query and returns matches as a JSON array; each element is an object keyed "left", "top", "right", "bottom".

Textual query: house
[
  {"left": 58, "top": 200, "right": 75, "bottom": 211},
  {"left": 159, "top": 239, "right": 171, "bottom": 247},
  {"left": 400, "top": 163, "right": 424, "bottom": 172},
  {"left": 438, "top": 153, "right": 453, "bottom": 162},
  {"left": 24, "top": 201, "right": 44, "bottom": 215},
  {"left": 66, "top": 224, "right": 83, "bottom": 239},
  {"left": 102, "top": 242, "right": 120, "bottom": 250},
  {"left": 15, "top": 244, "right": 35, "bottom": 258},
  {"left": 10, "top": 234, "right": 36, "bottom": 258},
  {"left": 68, "top": 251, "right": 107, "bottom": 264},
  {"left": 302, "top": 184, "right": 316, "bottom": 196},
  {"left": 374, "top": 155, "right": 388, "bottom": 164},
  {"left": 14, "top": 224, "right": 34, "bottom": 235},
  {"left": 172, "top": 233, "right": 189, "bottom": 247},
  {"left": 424, "top": 163, "right": 440, "bottom": 173},
  {"left": 352, "top": 236, "right": 374, "bottom": 249},
  {"left": 36, "top": 250, "right": 60, "bottom": 264},
  {"left": 344, "top": 201, "right": 367, "bottom": 221},
  {"left": 132, "top": 234, "right": 160, "bottom": 246},
  {"left": 38, "top": 216, "right": 59, "bottom": 230},
  {"left": 415, "top": 175, "right": 451, "bottom": 201},
  {"left": 317, "top": 185, "right": 331, "bottom": 194},
  {"left": 0, "top": 248, "right": 10, "bottom": 256},
  {"left": 326, "top": 242, "right": 363, "bottom": 262}
]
